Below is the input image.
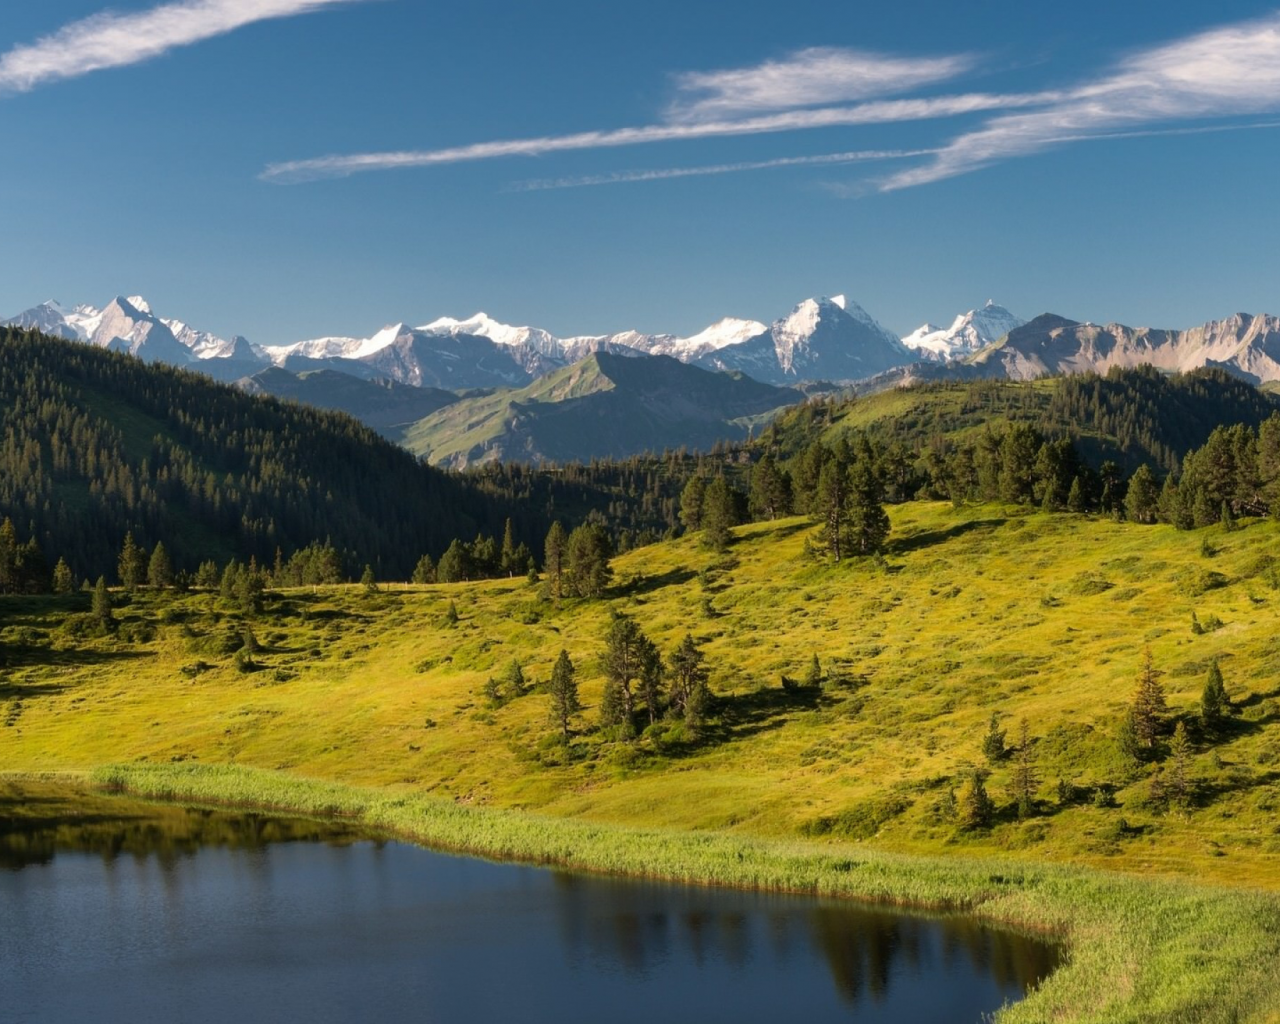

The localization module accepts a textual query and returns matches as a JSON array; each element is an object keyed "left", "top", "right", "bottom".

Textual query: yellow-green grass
[{"left": 3, "top": 503, "right": 1280, "bottom": 1021}]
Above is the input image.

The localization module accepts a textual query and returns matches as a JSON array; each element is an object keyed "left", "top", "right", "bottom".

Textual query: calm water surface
[{"left": 0, "top": 786, "right": 1059, "bottom": 1023}]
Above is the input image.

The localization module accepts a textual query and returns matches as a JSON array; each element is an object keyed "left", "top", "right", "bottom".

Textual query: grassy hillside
[
  {"left": 3, "top": 503, "right": 1277, "bottom": 881},
  {"left": 4, "top": 504, "right": 1280, "bottom": 1021},
  {"left": 765, "top": 368, "right": 1279, "bottom": 473},
  {"left": 403, "top": 351, "right": 799, "bottom": 467}
]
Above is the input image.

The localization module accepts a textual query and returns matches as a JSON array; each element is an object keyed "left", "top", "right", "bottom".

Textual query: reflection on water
[{"left": 1, "top": 784, "right": 1060, "bottom": 1024}]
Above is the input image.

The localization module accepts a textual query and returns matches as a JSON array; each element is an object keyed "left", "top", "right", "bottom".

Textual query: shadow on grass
[
  {"left": 659, "top": 685, "right": 834, "bottom": 759},
  {"left": 886, "top": 517, "right": 1007, "bottom": 556},
  {"left": 612, "top": 567, "right": 697, "bottom": 599},
  {"left": 0, "top": 644, "right": 148, "bottom": 680}
]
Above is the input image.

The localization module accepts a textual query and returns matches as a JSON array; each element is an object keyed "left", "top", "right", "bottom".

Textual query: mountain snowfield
[
  {"left": 903, "top": 301, "right": 1026, "bottom": 361},
  {"left": 7, "top": 293, "right": 1280, "bottom": 392}
]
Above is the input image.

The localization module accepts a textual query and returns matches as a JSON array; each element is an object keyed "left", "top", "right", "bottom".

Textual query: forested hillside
[{"left": 0, "top": 328, "right": 519, "bottom": 581}]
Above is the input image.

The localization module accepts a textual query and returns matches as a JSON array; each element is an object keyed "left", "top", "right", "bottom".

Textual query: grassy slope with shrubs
[{"left": 3, "top": 503, "right": 1280, "bottom": 1021}]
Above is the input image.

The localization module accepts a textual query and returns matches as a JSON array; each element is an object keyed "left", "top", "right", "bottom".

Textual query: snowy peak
[
  {"left": 903, "top": 300, "right": 1026, "bottom": 361},
  {"left": 679, "top": 317, "right": 768, "bottom": 352}
]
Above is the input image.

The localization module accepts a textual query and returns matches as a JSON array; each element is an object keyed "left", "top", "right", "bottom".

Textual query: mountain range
[{"left": 7, "top": 292, "right": 1280, "bottom": 465}]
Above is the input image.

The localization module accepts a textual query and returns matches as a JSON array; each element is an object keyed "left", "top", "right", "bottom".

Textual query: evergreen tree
[
  {"left": 700, "top": 477, "right": 736, "bottom": 553},
  {"left": 679, "top": 476, "right": 706, "bottom": 533},
  {"left": 748, "top": 454, "right": 790, "bottom": 521},
  {"left": 0, "top": 518, "right": 16, "bottom": 594},
  {"left": 1168, "top": 721, "right": 1193, "bottom": 806},
  {"left": 602, "top": 614, "right": 648, "bottom": 729},
  {"left": 412, "top": 554, "right": 436, "bottom": 584},
  {"left": 1011, "top": 718, "right": 1037, "bottom": 819},
  {"left": 52, "top": 558, "right": 75, "bottom": 596},
  {"left": 194, "top": 560, "right": 220, "bottom": 590},
  {"left": 118, "top": 531, "right": 146, "bottom": 592},
  {"left": 804, "top": 653, "right": 823, "bottom": 689},
  {"left": 1131, "top": 648, "right": 1167, "bottom": 750},
  {"left": 547, "top": 649, "right": 580, "bottom": 742},
  {"left": 847, "top": 456, "right": 889, "bottom": 555},
  {"left": 436, "top": 539, "right": 472, "bottom": 584},
  {"left": 981, "top": 712, "right": 1008, "bottom": 764},
  {"left": 237, "top": 566, "right": 266, "bottom": 617},
  {"left": 1124, "top": 464, "right": 1161, "bottom": 523},
  {"left": 1200, "top": 660, "right": 1230, "bottom": 733},
  {"left": 500, "top": 518, "right": 519, "bottom": 576},
  {"left": 444, "top": 600, "right": 459, "bottom": 626},
  {"left": 814, "top": 458, "right": 847, "bottom": 561},
  {"left": 501, "top": 659, "right": 526, "bottom": 700},
  {"left": 565, "top": 522, "right": 612, "bottom": 598},
  {"left": 91, "top": 576, "right": 113, "bottom": 628},
  {"left": 638, "top": 637, "right": 664, "bottom": 726},
  {"left": 147, "top": 542, "right": 173, "bottom": 589},
  {"left": 1066, "top": 476, "right": 1087, "bottom": 513},
  {"left": 543, "top": 521, "right": 567, "bottom": 601},
  {"left": 360, "top": 564, "right": 377, "bottom": 593},
  {"left": 959, "top": 768, "right": 994, "bottom": 830},
  {"left": 242, "top": 625, "right": 260, "bottom": 654},
  {"left": 668, "top": 634, "right": 709, "bottom": 723}
]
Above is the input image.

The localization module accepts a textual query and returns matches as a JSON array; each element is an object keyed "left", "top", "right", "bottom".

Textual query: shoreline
[{"left": 7, "top": 763, "right": 1276, "bottom": 1023}]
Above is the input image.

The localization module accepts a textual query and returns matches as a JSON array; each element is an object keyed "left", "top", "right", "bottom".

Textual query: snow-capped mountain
[
  {"left": 903, "top": 300, "right": 1025, "bottom": 361},
  {"left": 695, "top": 295, "right": 910, "bottom": 384}
]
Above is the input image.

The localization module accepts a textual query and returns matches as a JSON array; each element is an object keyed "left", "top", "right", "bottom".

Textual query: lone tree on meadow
[
  {"left": 958, "top": 768, "right": 995, "bottom": 830},
  {"left": 1168, "top": 721, "right": 1193, "bottom": 806},
  {"left": 1200, "top": 660, "right": 1231, "bottom": 733},
  {"left": 92, "top": 576, "right": 113, "bottom": 628},
  {"left": 1131, "top": 648, "right": 1168, "bottom": 749},
  {"left": 52, "top": 558, "right": 75, "bottom": 596},
  {"left": 601, "top": 614, "right": 658, "bottom": 731},
  {"left": 547, "top": 649, "right": 581, "bottom": 742},
  {"left": 1011, "top": 718, "right": 1037, "bottom": 819},
  {"left": 981, "top": 712, "right": 1008, "bottom": 764}
]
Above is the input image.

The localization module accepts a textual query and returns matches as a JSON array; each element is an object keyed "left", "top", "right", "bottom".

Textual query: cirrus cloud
[{"left": 0, "top": 0, "right": 368, "bottom": 94}]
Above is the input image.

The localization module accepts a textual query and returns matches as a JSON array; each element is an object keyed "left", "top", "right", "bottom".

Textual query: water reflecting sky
[{"left": 0, "top": 795, "right": 1058, "bottom": 1024}]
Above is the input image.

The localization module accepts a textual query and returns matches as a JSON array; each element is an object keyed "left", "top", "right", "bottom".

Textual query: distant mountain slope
[
  {"left": 762, "top": 365, "right": 1280, "bottom": 473},
  {"left": 237, "top": 367, "right": 459, "bottom": 436},
  {"left": 973, "top": 312, "right": 1280, "bottom": 384},
  {"left": 403, "top": 351, "right": 801, "bottom": 467},
  {"left": 0, "top": 327, "right": 516, "bottom": 581}
]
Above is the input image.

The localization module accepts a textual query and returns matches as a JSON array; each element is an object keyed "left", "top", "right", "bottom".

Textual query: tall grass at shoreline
[{"left": 88, "top": 762, "right": 1280, "bottom": 1024}]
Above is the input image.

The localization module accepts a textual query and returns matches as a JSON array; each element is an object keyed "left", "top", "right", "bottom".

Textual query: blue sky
[{"left": 2, "top": 0, "right": 1279, "bottom": 344}]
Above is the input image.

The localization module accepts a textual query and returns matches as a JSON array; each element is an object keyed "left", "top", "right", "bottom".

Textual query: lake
[{"left": 0, "top": 785, "right": 1059, "bottom": 1023}]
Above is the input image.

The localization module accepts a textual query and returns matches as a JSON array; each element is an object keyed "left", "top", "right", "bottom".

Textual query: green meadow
[{"left": 3, "top": 502, "right": 1280, "bottom": 1021}]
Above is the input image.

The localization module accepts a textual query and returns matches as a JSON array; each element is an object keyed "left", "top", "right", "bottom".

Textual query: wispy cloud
[
  {"left": 261, "top": 91, "right": 1054, "bottom": 183},
  {"left": 0, "top": 0, "right": 365, "bottom": 94},
  {"left": 881, "top": 13, "right": 1280, "bottom": 189},
  {"left": 667, "top": 46, "right": 974, "bottom": 122},
  {"left": 506, "top": 148, "right": 940, "bottom": 192}
]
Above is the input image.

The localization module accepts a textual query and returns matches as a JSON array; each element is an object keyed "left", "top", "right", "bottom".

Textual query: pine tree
[
  {"left": 1200, "top": 660, "right": 1230, "bottom": 734},
  {"left": 443, "top": 600, "right": 459, "bottom": 626},
  {"left": 118, "top": 531, "right": 146, "bottom": 592},
  {"left": 1066, "top": 476, "right": 1087, "bottom": 513},
  {"left": 195, "top": 560, "right": 220, "bottom": 590},
  {"left": 805, "top": 653, "right": 823, "bottom": 689},
  {"left": 543, "top": 521, "right": 567, "bottom": 601},
  {"left": 1131, "top": 648, "right": 1167, "bottom": 750},
  {"left": 1124, "top": 465, "right": 1159, "bottom": 523},
  {"left": 0, "top": 518, "right": 16, "bottom": 594},
  {"left": 679, "top": 477, "right": 706, "bottom": 533},
  {"left": 700, "top": 477, "right": 736, "bottom": 553},
  {"left": 847, "top": 456, "right": 889, "bottom": 555},
  {"left": 602, "top": 614, "right": 648, "bottom": 728},
  {"left": 147, "top": 542, "right": 173, "bottom": 589},
  {"left": 668, "top": 634, "right": 709, "bottom": 723},
  {"left": 412, "top": 554, "right": 436, "bottom": 584},
  {"left": 500, "top": 519, "right": 518, "bottom": 576},
  {"left": 959, "top": 768, "right": 995, "bottom": 830},
  {"left": 547, "top": 649, "right": 580, "bottom": 742},
  {"left": 52, "top": 558, "right": 75, "bottom": 596},
  {"left": 565, "top": 523, "right": 613, "bottom": 598},
  {"left": 91, "top": 576, "right": 113, "bottom": 628},
  {"left": 502, "top": 659, "right": 526, "bottom": 699},
  {"left": 360, "top": 564, "right": 377, "bottom": 593},
  {"left": 749, "top": 454, "right": 790, "bottom": 521},
  {"left": 981, "top": 712, "right": 1008, "bottom": 764},
  {"left": 638, "top": 637, "right": 664, "bottom": 726},
  {"left": 1012, "top": 718, "right": 1037, "bottom": 819},
  {"left": 1168, "top": 721, "right": 1193, "bottom": 806},
  {"left": 815, "top": 458, "right": 847, "bottom": 561}
]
